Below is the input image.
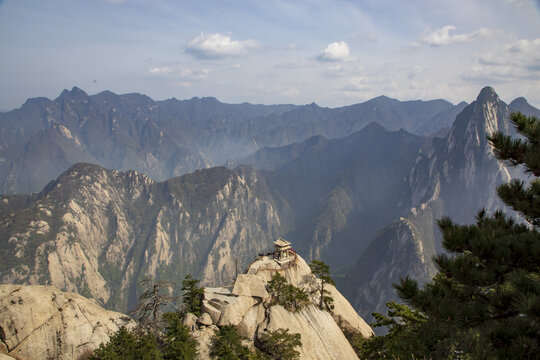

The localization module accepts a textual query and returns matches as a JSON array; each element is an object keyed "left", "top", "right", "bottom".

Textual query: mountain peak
[
  {"left": 59, "top": 86, "right": 88, "bottom": 100},
  {"left": 476, "top": 86, "right": 500, "bottom": 104},
  {"left": 510, "top": 97, "right": 528, "bottom": 106}
]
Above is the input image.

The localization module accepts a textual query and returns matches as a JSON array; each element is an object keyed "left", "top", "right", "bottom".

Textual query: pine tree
[
  {"left": 162, "top": 312, "right": 198, "bottom": 360},
  {"left": 89, "top": 326, "right": 162, "bottom": 360},
  {"left": 181, "top": 274, "right": 204, "bottom": 316},
  {"left": 130, "top": 275, "right": 174, "bottom": 335},
  {"left": 267, "top": 272, "right": 309, "bottom": 311},
  {"left": 362, "top": 113, "right": 540, "bottom": 359},
  {"left": 309, "top": 259, "right": 335, "bottom": 310},
  {"left": 210, "top": 325, "right": 253, "bottom": 360},
  {"left": 256, "top": 328, "right": 302, "bottom": 360}
]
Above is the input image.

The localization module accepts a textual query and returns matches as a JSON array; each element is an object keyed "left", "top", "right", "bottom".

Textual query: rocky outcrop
[
  {"left": 0, "top": 164, "right": 289, "bottom": 312},
  {"left": 260, "top": 305, "right": 358, "bottom": 360},
  {"left": 200, "top": 251, "right": 373, "bottom": 359},
  {"left": 0, "top": 284, "right": 135, "bottom": 360}
]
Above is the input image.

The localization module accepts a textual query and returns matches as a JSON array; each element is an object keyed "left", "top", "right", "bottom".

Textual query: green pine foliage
[
  {"left": 360, "top": 113, "right": 540, "bottom": 359},
  {"left": 256, "top": 328, "right": 302, "bottom": 360},
  {"left": 88, "top": 326, "right": 162, "bottom": 360},
  {"left": 181, "top": 274, "right": 204, "bottom": 316},
  {"left": 162, "top": 312, "right": 198, "bottom": 360},
  {"left": 309, "top": 259, "right": 336, "bottom": 311},
  {"left": 267, "top": 272, "right": 309, "bottom": 311},
  {"left": 210, "top": 325, "right": 253, "bottom": 360}
]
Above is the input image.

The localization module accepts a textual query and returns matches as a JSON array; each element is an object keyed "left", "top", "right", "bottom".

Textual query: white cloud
[
  {"left": 149, "top": 66, "right": 173, "bottom": 74},
  {"left": 265, "top": 85, "right": 299, "bottom": 97},
  {"left": 317, "top": 41, "right": 350, "bottom": 61},
  {"left": 186, "top": 33, "right": 257, "bottom": 59},
  {"left": 148, "top": 66, "right": 210, "bottom": 80},
  {"left": 464, "top": 38, "right": 540, "bottom": 82},
  {"left": 417, "top": 25, "right": 493, "bottom": 47}
]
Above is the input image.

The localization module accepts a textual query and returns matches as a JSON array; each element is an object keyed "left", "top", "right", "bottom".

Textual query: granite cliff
[
  {"left": 0, "top": 284, "right": 135, "bottom": 360},
  {"left": 0, "top": 164, "right": 289, "bottom": 312},
  {"left": 193, "top": 248, "right": 372, "bottom": 359}
]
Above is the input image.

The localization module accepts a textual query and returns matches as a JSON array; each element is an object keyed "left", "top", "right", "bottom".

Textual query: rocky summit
[{"left": 188, "top": 244, "right": 373, "bottom": 359}]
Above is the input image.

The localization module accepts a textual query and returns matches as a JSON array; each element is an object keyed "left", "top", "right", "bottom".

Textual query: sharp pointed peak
[
  {"left": 476, "top": 86, "right": 500, "bottom": 103},
  {"left": 59, "top": 86, "right": 88, "bottom": 100}
]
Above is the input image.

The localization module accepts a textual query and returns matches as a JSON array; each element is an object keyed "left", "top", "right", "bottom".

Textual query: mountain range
[
  {"left": 0, "top": 87, "right": 464, "bottom": 194},
  {"left": 0, "top": 86, "right": 537, "bottom": 322}
]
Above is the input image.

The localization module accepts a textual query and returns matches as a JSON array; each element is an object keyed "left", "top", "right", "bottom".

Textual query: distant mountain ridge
[
  {"left": 1, "top": 86, "right": 538, "bottom": 325},
  {"left": 343, "top": 87, "right": 535, "bottom": 323},
  {"left": 0, "top": 87, "right": 463, "bottom": 194}
]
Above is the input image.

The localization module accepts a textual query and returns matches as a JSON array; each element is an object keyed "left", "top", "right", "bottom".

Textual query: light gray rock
[
  {"left": 0, "top": 284, "right": 135, "bottom": 360},
  {"left": 236, "top": 303, "right": 266, "bottom": 339},
  {"left": 259, "top": 305, "right": 359, "bottom": 360},
  {"left": 198, "top": 313, "right": 213, "bottom": 326},
  {"left": 0, "top": 354, "right": 17, "bottom": 360},
  {"left": 182, "top": 313, "right": 198, "bottom": 328},
  {"left": 217, "top": 296, "right": 257, "bottom": 327},
  {"left": 232, "top": 274, "right": 269, "bottom": 299},
  {"left": 202, "top": 299, "right": 222, "bottom": 324}
]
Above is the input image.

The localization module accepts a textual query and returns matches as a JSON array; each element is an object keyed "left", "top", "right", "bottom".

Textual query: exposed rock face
[
  {"left": 260, "top": 305, "right": 358, "bottom": 360},
  {"left": 344, "top": 86, "right": 530, "bottom": 323},
  {"left": 0, "top": 164, "right": 289, "bottom": 311},
  {"left": 0, "top": 87, "right": 458, "bottom": 195},
  {"left": 0, "top": 284, "right": 135, "bottom": 360},
  {"left": 201, "top": 252, "right": 372, "bottom": 359}
]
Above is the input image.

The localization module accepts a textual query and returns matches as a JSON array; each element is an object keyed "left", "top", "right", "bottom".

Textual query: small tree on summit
[{"left": 309, "top": 260, "right": 335, "bottom": 311}]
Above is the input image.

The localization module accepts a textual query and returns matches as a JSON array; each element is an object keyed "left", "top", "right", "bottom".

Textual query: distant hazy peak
[
  {"left": 59, "top": 86, "right": 88, "bottom": 100},
  {"left": 476, "top": 86, "right": 500, "bottom": 104},
  {"left": 510, "top": 97, "right": 528, "bottom": 106}
]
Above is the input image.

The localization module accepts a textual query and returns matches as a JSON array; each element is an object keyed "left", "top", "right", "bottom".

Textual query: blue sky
[{"left": 0, "top": 0, "right": 539, "bottom": 110}]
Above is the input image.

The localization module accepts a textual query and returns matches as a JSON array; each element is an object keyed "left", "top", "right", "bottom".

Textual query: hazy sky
[{"left": 1, "top": 0, "right": 539, "bottom": 110}]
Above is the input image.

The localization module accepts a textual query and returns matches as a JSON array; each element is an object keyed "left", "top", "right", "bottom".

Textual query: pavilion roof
[{"left": 274, "top": 238, "right": 291, "bottom": 247}]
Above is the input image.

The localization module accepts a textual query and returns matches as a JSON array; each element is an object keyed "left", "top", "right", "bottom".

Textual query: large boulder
[
  {"left": 182, "top": 313, "right": 198, "bottom": 328},
  {"left": 198, "top": 313, "right": 213, "bottom": 326},
  {"left": 232, "top": 274, "right": 269, "bottom": 300},
  {"left": 259, "top": 305, "right": 359, "bottom": 360},
  {"left": 236, "top": 304, "right": 266, "bottom": 339},
  {"left": 217, "top": 296, "right": 257, "bottom": 327},
  {"left": 0, "top": 284, "right": 135, "bottom": 360}
]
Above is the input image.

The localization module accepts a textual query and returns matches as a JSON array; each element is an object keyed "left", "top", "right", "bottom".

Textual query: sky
[{"left": 0, "top": 0, "right": 539, "bottom": 111}]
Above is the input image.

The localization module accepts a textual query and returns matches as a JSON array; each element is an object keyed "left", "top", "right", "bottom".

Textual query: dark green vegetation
[
  {"left": 89, "top": 326, "right": 162, "bottom": 360},
  {"left": 309, "top": 259, "right": 335, "bottom": 310},
  {"left": 209, "top": 326, "right": 253, "bottom": 360},
  {"left": 89, "top": 274, "right": 303, "bottom": 360},
  {"left": 89, "top": 316, "right": 197, "bottom": 360},
  {"left": 356, "top": 113, "right": 540, "bottom": 359},
  {"left": 180, "top": 274, "right": 204, "bottom": 317},
  {"left": 256, "top": 328, "right": 302, "bottom": 360},
  {"left": 267, "top": 273, "right": 309, "bottom": 312}
]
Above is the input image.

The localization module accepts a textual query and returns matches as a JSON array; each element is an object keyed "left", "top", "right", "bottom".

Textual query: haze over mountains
[
  {"left": 0, "top": 87, "right": 464, "bottom": 195},
  {"left": 0, "top": 86, "right": 537, "bottom": 324}
]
